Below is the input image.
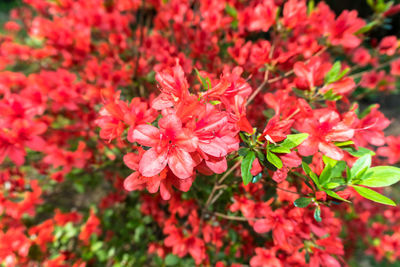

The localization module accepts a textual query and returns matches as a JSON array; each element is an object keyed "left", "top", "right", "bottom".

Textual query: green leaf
[
  {"left": 91, "top": 241, "right": 103, "bottom": 252},
  {"left": 210, "top": 100, "right": 221, "bottom": 105},
  {"left": 324, "top": 61, "right": 341, "bottom": 84},
  {"left": 225, "top": 4, "right": 238, "bottom": 17},
  {"left": 322, "top": 155, "right": 337, "bottom": 166},
  {"left": 350, "top": 154, "right": 371, "bottom": 180},
  {"left": 270, "top": 145, "right": 291, "bottom": 154},
  {"left": 322, "top": 89, "right": 342, "bottom": 101},
  {"left": 325, "top": 182, "right": 341, "bottom": 189},
  {"left": 238, "top": 147, "right": 249, "bottom": 157},
  {"left": 254, "top": 149, "right": 265, "bottom": 162},
  {"left": 294, "top": 197, "right": 312, "bottom": 208},
  {"left": 314, "top": 206, "right": 322, "bottom": 222},
  {"left": 307, "top": 0, "right": 314, "bottom": 15},
  {"left": 334, "top": 140, "right": 354, "bottom": 147},
  {"left": 355, "top": 21, "right": 379, "bottom": 34},
  {"left": 359, "top": 104, "right": 378, "bottom": 119},
  {"left": 241, "top": 151, "right": 256, "bottom": 185},
  {"left": 325, "top": 190, "right": 350, "bottom": 203},
  {"left": 302, "top": 162, "right": 320, "bottom": 189},
  {"left": 359, "top": 166, "right": 400, "bottom": 187},
  {"left": 319, "top": 164, "right": 332, "bottom": 185},
  {"left": 336, "top": 68, "right": 350, "bottom": 81},
  {"left": 165, "top": 254, "right": 180, "bottom": 266},
  {"left": 267, "top": 151, "right": 282, "bottom": 169},
  {"left": 342, "top": 146, "right": 375, "bottom": 157},
  {"left": 352, "top": 185, "right": 396, "bottom": 206},
  {"left": 321, "top": 161, "right": 346, "bottom": 185},
  {"left": 194, "top": 68, "right": 211, "bottom": 90},
  {"left": 279, "top": 133, "right": 309, "bottom": 149}
]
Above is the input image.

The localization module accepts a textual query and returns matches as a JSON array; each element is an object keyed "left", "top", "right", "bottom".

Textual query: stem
[
  {"left": 204, "top": 160, "right": 241, "bottom": 208},
  {"left": 246, "top": 47, "right": 327, "bottom": 106},
  {"left": 246, "top": 44, "right": 275, "bottom": 106},
  {"left": 350, "top": 56, "right": 400, "bottom": 80},
  {"left": 213, "top": 212, "right": 257, "bottom": 222}
]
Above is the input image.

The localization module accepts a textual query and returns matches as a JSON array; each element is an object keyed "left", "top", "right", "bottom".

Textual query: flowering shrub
[{"left": 2, "top": 0, "right": 400, "bottom": 266}]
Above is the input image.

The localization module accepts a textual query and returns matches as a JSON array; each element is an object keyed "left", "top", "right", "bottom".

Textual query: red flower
[
  {"left": 131, "top": 114, "right": 197, "bottom": 179},
  {"left": 295, "top": 109, "right": 354, "bottom": 160},
  {"left": 261, "top": 115, "right": 294, "bottom": 143},
  {"left": 294, "top": 57, "right": 331, "bottom": 90},
  {"left": 241, "top": 0, "right": 277, "bottom": 32},
  {"left": 390, "top": 58, "right": 400, "bottom": 76},
  {"left": 250, "top": 248, "right": 283, "bottom": 267},
  {"left": 152, "top": 61, "right": 190, "bottom": 110},
  {"left": 0, "top": 119, "right": 46, "bottom": 166},
  {"left": 328, "top": 10, "right": 365, "bottom": 49},
  {"left": 377, "top": 135, "right": 400, "bottom": 164},
  {"left": 79, "top": 209, "right": 101, "bottom": 245},
  {"left": 378, "top": 36, "right": 398, "bottom": 56}
]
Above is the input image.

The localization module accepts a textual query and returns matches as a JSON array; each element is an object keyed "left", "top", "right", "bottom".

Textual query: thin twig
[
  {"left": 246, "top": 47, "right": 327, "bottom": 106},
  {"left": 204, "top": 160, "right": 241, "bottom": 208},
  {"left": 349, "top": 56, "right": 400, "bottom": 80},
  {"left": 246, "top": 44, "right": 275, "bottom": 106},
  {"left": 214, "top": 212, "right": 257, "bottom": 222}
]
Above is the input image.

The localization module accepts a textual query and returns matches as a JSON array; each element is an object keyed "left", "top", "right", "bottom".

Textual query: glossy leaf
[
  {"left": 359, "top": 166, "right": 400, "bottom": 187},
  {"left": 294, "top": 197, "right": 312, "bottom": 208},
  {"left": 350, "top": 154, "right": 371, "bottom": 180},
  {"left": 352, "top": 185, "right": 396, "bottom": 206},
  {"left": 267, "top": 151, "right": 282, "bottom": 169},
  {"left": 241, "top": 151, "right": 256, "bottom": 185},
  {"left": 314, "top": 206, "right": 322, "bottom": 222}
]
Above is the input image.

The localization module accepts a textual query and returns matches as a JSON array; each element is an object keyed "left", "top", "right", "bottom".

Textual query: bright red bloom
[
  {"left": 123, "top": 150, "right": 194, "bottom": 200},
  {"left": 295, "top": 109, "right": 354, "bottom": 160},
  {"left": 0, "top": 119, "right": 46, "bottom": 166},
  {"left": 250, "top": 248, "right": 283, "bottom": 267},
  {"left": 294, "top": 57, "right": 331, "bottom": 90},
  {"left": 240, "top": 0, "right": 277, "bottom": 32},
  {"left": 390, "top": 58, "right": 400, "bottom": 76},
  {"left": 378, "top": 36, "right": 398, "bottom": 56},
  {"left": 352, "top": 48, "right": 371, "bottom": 66},
  {"left": 152, "top": 61, "right": 190, "bottom": 110},
  {"left": 377, "top": 135, "right": 400, "bottom": 164},
  {"left": 320, "top": 77, "right": 356, "bottom": 96},
  {"left": 261, "top": 115, "right": 294, "bottom": 143},
  {"left": 79, "top": 209, "right": 101, "bottom": 245},
  {"left": 131, "top": 114, "right": 197, "bottom": 179},
  {"left": 328, "top": 10, "right": 365, "bottom": 49},
  {"left": 353, "top": 105, "right": 390, "bottom": 147}
]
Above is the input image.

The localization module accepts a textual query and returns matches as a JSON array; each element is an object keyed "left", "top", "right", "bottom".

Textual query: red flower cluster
[{"left": 0, "top": 0, "right": 400, "bottom": 266}]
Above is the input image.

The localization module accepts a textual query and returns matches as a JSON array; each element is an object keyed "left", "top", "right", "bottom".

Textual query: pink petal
[
  {"left": 151, "top": 94, "right": 174, "bottom": 110},
  {"left": 158, "top": 114, "right": 182, "bottom": 132},
  {"left": 199, "top": 137, "right": 227, "bottom": 157},
  {"left": 297, "top": 137, "right": 318, "bottom": 156},
  {"left": 168, "top": 148, "right": 195, "bottom": 179},
  {"left": 123, "top": 172, "right": 142, "bottom": 191},
  {"left": 159, "top": 180, "right": 173, "bottom": 200},
  {"left": 8, "top": 147, "right": 25, "bottom": 166},
  {"left": 123, "top": 153, "right": 139, "bottom": 170},
  {"left": 254, "top": 219, "right": 272, "bottom": 233},
  {"left": 319, "top": 142, "right": 343, "bottom": 160},
  {"left": 25, "top": 136, "right": 46, "bottom": 151},
  {"left": 139, "top": 148, "right": 168, "bottom": 177},
  {"left": 205, "top": 157, "right": 227, "bottom": 174},
  {"left": 131, "top": 124, "right": 160, "bottom": 146}
]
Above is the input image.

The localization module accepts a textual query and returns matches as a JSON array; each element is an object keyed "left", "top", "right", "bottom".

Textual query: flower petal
[
  {"left": 139, "top": 148, "right": 168, "bottom": 177},
  {"left": 131, "top": 124, "right": 160, "bottom": 146},
  {"left": 168, "top": 148, "right": 195, "bottom": 179}
]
